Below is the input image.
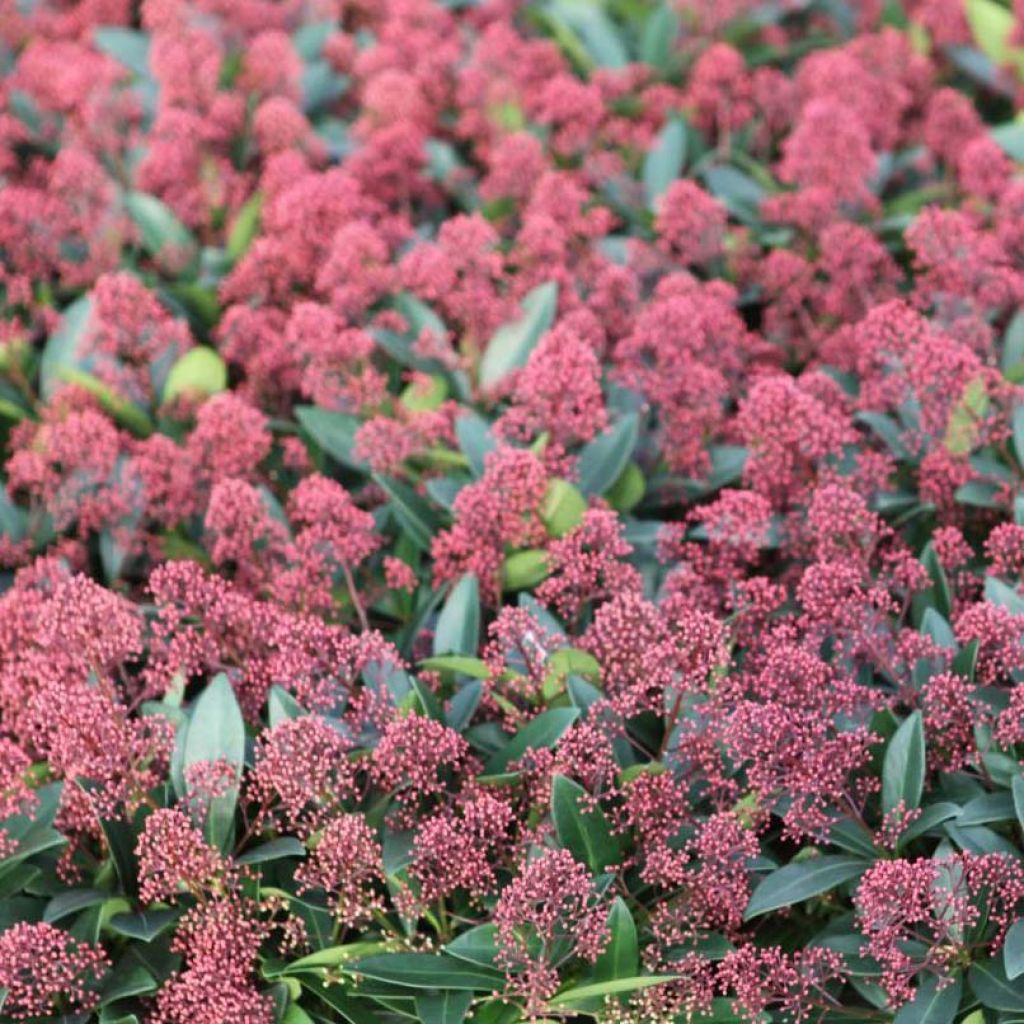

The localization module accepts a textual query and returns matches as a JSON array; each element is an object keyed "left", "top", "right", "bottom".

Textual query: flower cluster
[{"left": 0, "top": 1, "right": 1024, "bottom": 1022}]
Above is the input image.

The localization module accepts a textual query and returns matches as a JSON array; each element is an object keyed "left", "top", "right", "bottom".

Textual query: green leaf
[
  {"left": 93, "top": 27, "right": 150, "bottom": 77},
  {"left": 578, "top": 413, "right": 639, "bottom": 497},
  {"left": 1007, "top": 403, "right": 1024, "bottom": 468},
  {"left": 744, "top": 856, "right": 868, "bottom": 920},
  {"left": 107, "top": 908, "right": 180, "bottom": 942},
  {"left": 484, "top": 708, "right": 580, "bottom": 774},
  {"left": 295, "top": 406, "right": 367, "bottom": 472},
  {"left": 99, "top": 962, "right": 157, "bottom": 1006},
  {"left": 985, "top": 575, "right": 1024, "bottom": 616},
  {"left": 702, "top": 165, "right": 764, "bottom": 223},
  {"left": 539, "top": 479, "right": 587, "bottom": 538},
  {"left": 415, "top": 991, "right": 473, "bottom": 1024},
  {"left": 269, "top": 685, "right": 306, "bottom": 726},
  {"left": 478, "top": 281, "right": 558, "bottom": 388},
  {"left": 57, "top": 368, "right": 153, "bottom": 436},
  {"left": 953, "top": 640, "right": 980, "bottom": 684},
  {"left": 162, "top": 347, "right": 228, "bottom": 404},
  {"left": 640, "top": 4, "right": 678, "bottom": 71},
  {"left": 182, "top": 673, "right": 245, "bottom": 852},
  {"left": 226, "top": 192, "right": 263, "bottom": 262},
  {"left": 454, "top": 412, "right": 496, "bottom": 476},
  {"left": 446, "top": 680, "right": 482, "bottom": 733},
  {"left": 945, "top": 375, "right": 989, "bottom": 455},
  {"left": 40, "top": 294, "right": 92, "bottom": 401},
  {"left": 545, "top": 648, "right": 601, "bottom": 680},
  {"left": 971, "top": 957, "right": 1024, "bottom": 1011},
  {"left": 883, "top": 711, "right": 926, "bottom": 815},
  {"left": 236, "top": 837, "right": 306, "bottom": 866},
  {"left": 446, "top": 924, "right": 500, "bottom": 968},
  {"left": 125, "top": 191, "right": 198, "bottom": 269},
  {"left": 917, "top": 542, "right": 953, "bottom": 620},
  {"left": 433, "top": 574, "right": 480, "bottom": 657},
  {"left": 1005, "top": 919, "right": 1024, "bottom": 980},
  {"left": 921, "top": 608, "right": 956, "bottom": 650},
  {"left": 593, "top": 898, "right": 639, "bottom": 982},
  {"left": 1002, "top": 309, "right": 1024, "bottom": 377},
  {"left": 280, "top": 942, "right": 394, "bottom": 975},
  {"left": 348, "top": 953, "right": 503, "bottom": 990},
  {"left": 893, "top": 974, "right": 961, "bottom": 1024},
  {"left": 43, "top": 888, "right": 107, "bottom": 924},
  {"left": 548, "top": 0, "right": 628, "bottom": 68},
  {"left": 546, "top": 975, "right": 681, "bottom": 1009},
  {"left": 901, "top": 802, "right": 962, "bottom": 845},
  {"left": 965, "top": 0, "right": 1024, "bottom": 75},
  {"left": 502, "top": 549, "right": 549, "bottom": 591},
  {"left": 957, "top": 792, "right": 1015, "bottom": 826},
  {"left": 300, "top": 980, "right": 389, "bottom": 1024},
  {"left": 97, "top": 816, "right": 138, "bottom": 896},
  {"left": 374, "top": 475, "right": 442, "bottom": 551},
  {"left": 856, "top": 411, "right": 911, "bottom": 460},
  {"left": 419, "top": 656, "right": 490, "bottom": 679},
  {"left": 551, "top": 774, "right": 623, "bottom": 873},
  {"left": 643, "top": 118, "right": 686, "bottom": 210},
  {"left": 1013, "top": 775, "right": 1024, "bottom": 830}
]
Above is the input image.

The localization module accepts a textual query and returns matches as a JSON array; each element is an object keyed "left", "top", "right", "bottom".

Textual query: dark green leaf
[
  {"left": 578, "top": 413, "right": 639, "bottom": 497},
  {"left": 901, "top": 803, "right": 962, "bottom": 845},
  {"left": 236, "top": 838, "right": 306, "bottom": 865},
  {"left": 484, "top": 708, "right": 580, "bottom": 774},
  {"left": 593, "top": 898, "right": 639, "bottom": 982},
  {"left": 40, "top": 295, "right": 92, "bottom": 401},
  {"left": 93, "top": 27, "right": 150, "bottom": 77},
  {"left": 971, "top": 958, "right": 1024, "bottom": 1011},
  {"left": 374, "top": 475, "right": 442, "bottom": 551},
  {"left": 744, "top": 857, "right": 868, "bottom": 920},
  {"left": 295, "top": 406, "right": 367, "bottom": 472},
  {"left": 551, "top": 774, "right": 623, "bottom": 873},
  {"left": 893, "top": 974, "right": 961, "bottom": 1024},
  {"left": 1005, "top": 919, "right": 1024, "bottom": 980},
  {"left": 548, "top": 0, "right": 628, "bottom": 68},
  {"left": 349, "top": 953, "right": 503, "bottom": 990},
  {"left": 1013, "top": 775, "right": 1024, "bottom": 830},
  {"left": 183, "top": 673, "right": 245, "bottom": 852},
  {"left": 643, "top": 118, "right": 686, "bottom": 209},
  {"left": 546, "top": 975, "right": 681, "bottom": 1009},
  {"left": 43, "top": 888, "right": 107, "bottom": 924},
  {"left": 478, "top": 281, "right": 558, "bottom": 388},
  {"left": 958, "top": 792, "right": 1015, "bottom": 826},
  {"left": 433, "top": 574, "right": 480, "bottom": 657},
  {"left": 883, "top": 711, "right": 925, "bottom": 815},
  {"left": 415, "top": 991, "right": 473, "bottom": 1024},
  {"left": 99, "top": 962, "right": 157, "bottom": 1006},
  {"left": 107, "top": 908, "right": 180, "bottom": 942},
  {"left": 446, "top": 924, "right": 499, "bottom": 968},
  {"left": 454, "top": 412, "right": 495, "bottom": 477},
  {"left": 125, "top": 192, "right": 198, "bottom": 268},
  {"left": 639, "top": 4, "right": 678, "bottom": 71}
]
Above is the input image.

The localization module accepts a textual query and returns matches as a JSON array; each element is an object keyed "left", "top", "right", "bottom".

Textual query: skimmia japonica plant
[{"left": 2, "top": 0, "right": 1024, "bottom": 1022}]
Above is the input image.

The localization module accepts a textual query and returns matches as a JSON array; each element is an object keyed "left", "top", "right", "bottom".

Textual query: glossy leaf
[
  {"left": 551, "top": 774, "right": 623, "bottom": 873},
  {"left": 478, "top": 281, "right": 558, "bottom": 388},
  {"left": 883, "top": 711, "right": 926, "bottom": 815},
  {"left": 182, "top": 673, "right": 245, "bottom": 852},
  {"left": 643, "top": 118, "right": 686, "bottom": 209},
  {"left": 744, "top": 857, "right": 868, "bottom": 919},
  {"left": 348, "top": 953, "right": 503, "bottom": 990},
  {"left": 433, "top": 574, "right": 480, "bottom": 656}
]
